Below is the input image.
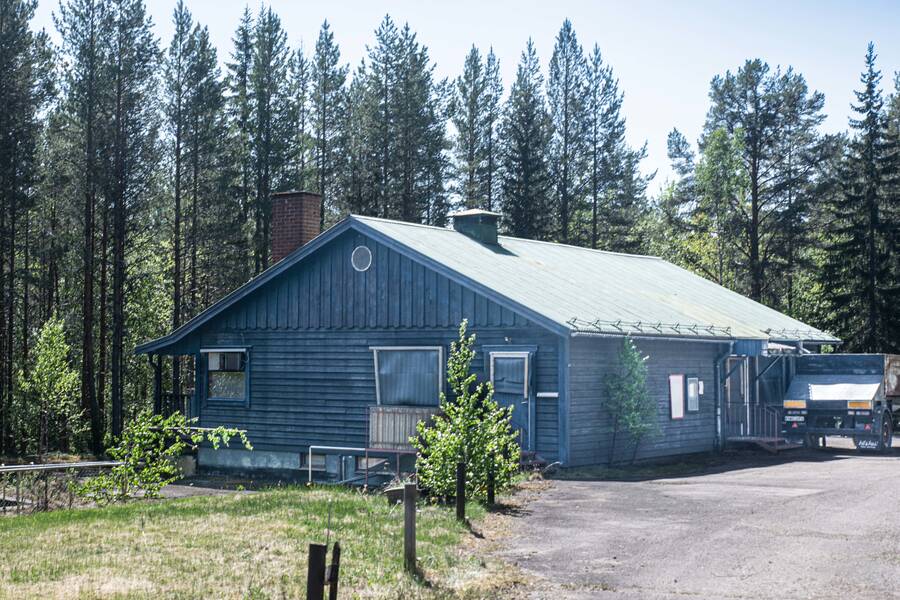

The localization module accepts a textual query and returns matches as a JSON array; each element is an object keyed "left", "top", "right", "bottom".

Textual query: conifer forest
[{"left": 1, "top": 0, "right": 899, "bottom": 456}]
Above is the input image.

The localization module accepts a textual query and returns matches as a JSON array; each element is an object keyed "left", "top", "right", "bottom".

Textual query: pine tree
[
  {"left": 451, "top": 46, "right": 486, "bottom": 208},
  {"left": 288, "top": 45, "right": 313, "bottom": 192},
  {"left": 56, "top": 0, "right": 114, "bottom": 453},
  {"left": 500, "top": 39, "right": 552, "bottom": 239},
  {"left": 584, "top": 45, "right": 623, "bottom": 248},
  {"left": 106, "top": 0, "right": 160, "bottom": 437},
  {"left": 822, "top": 44, "right": 899, "bottom": 352},
  {"left": 163, "top": 0, "right": 191, "bottom": 397},
  {"left": 548, "top": 19, "right": 587, "bottom": 243},
  {"left": 249, "top": 6, "right": 291, "bottom": 271},
  {"left": 478, "top": 49, "right": 503, "bottom": 212},
  {"left": 185, "top": 23, "right": 231, "bottom": 311},
  {"left": 704, "top": 59, "right": 825, "bottom": 303},
  {"left": 311, "top": 20, "right": 347, "bottom": 225},
  {"left": 225, "top": 7, "right": 254, "bottom": 266},
  {"left": 355, "top": 17, "right": 448, "bottom": 225},
  {"left": 0, "top": 0, "right": 53, "bottom": 453}
]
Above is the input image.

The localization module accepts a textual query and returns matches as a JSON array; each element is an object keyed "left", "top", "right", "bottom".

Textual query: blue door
[{"left": 490, "top": 352, "right": 531, "bottom": 450}]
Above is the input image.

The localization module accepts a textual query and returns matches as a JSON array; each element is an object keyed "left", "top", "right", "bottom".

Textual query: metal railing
[
  {"left": 0, "top": 461, "right": 121, "bottom": 515},
  {"left": 306, "top": 445, "right": 416, "bottom": 487},
  {"left": 725, "top": 404, "right": 782, "bottom": 440}
]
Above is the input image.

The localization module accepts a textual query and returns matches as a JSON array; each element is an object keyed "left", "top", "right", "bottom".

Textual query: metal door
[{"left": 490, "top": 352, "right": 532, "bottom": 450}]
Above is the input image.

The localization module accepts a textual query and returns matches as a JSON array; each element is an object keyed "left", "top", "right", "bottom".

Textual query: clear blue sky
[{"left": 32, "top": 0, "right": 900, "bottom": 190}]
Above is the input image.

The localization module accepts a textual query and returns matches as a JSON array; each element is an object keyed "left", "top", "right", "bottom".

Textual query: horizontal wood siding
[
  {"left": 182, "top": 229, "right": 560, "bottom": 457},
  {"left": 568, "top": 336, "right": 721, "bottom": 466}
]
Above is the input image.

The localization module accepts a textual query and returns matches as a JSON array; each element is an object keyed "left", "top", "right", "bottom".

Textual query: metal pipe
[{"left": 714, "top": 341, "right": 734, "bottom": 451}]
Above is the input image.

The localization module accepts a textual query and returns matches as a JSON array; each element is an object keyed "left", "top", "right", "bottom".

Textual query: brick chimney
[{"left": 270, "top": 191, "right": 322, "bottom": 263}]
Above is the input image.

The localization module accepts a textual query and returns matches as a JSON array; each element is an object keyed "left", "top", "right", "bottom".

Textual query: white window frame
[
  {"left": 200, "top": 347, "right": 250, "bottom": 405},
  {"left": 489, "top": 351, "right": 531, "bottom": 398},
  {"left": 686, "top": 376, "right": 701, "bottom": 412},
  {"left": 370, "top": 346, "right": 444, "bottom": 406}
]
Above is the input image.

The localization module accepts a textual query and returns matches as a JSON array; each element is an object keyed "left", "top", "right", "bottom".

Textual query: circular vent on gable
[{"left": 351, "top": 246, "right": 372, "bottom": 272}]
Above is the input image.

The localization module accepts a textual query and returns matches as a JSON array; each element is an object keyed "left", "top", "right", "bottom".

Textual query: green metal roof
[{"left": 354, "top": 215, "right": 838, "bottom": 343}]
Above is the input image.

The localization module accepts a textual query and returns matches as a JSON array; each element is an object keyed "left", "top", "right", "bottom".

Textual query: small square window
[
  {"left": 302, "top": 453, "right": 326, "bottom": 471},
  {"left": 686, "top": 377, "right": 700, "bottom": 412}
]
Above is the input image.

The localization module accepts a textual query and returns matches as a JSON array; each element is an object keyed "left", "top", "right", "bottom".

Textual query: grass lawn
[{"left": 0, "top": 485, "right": 500, "bottom": 599}]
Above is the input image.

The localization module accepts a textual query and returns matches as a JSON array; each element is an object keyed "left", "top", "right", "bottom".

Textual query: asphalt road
[{"left": 497, "top": 441, "right": 900, "bottom": 599}]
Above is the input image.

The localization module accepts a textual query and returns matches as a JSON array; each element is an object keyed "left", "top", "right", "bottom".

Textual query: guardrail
[{"left": 0, "top": 460, "right": 121, "bottom": 514}]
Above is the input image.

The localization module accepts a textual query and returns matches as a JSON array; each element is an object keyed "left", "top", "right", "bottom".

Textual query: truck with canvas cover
[{"left": 782, "top": 354, "right": 899, "bottom": 452}]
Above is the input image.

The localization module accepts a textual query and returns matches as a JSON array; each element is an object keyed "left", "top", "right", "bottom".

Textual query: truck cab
[{"left": 782, "top": 354, "right": 898, "bottom": 452}]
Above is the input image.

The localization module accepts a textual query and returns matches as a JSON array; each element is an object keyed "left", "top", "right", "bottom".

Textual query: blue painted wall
[
  {"left": 175, "top": 229, "right": 562, "bottom": 461},
  {"left": 567, "top": 336, "right": 726, "bottom": 466}
]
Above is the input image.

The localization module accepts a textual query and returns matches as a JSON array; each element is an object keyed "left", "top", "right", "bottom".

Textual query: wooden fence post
[
  {"left": 326, "top": 541, "right": 341, "bottom": 600},
  {"left": 403, "top": 482, "right": 417, "bottom": 574},
  {"left": 456, "top": 462, "right": 466, "bottom": 521},
  {"left": 487, "top": 466, "right": 495, "bottom": 506},
  {"left": 306, "top": 543, "right": 327, "bottom": 600}
]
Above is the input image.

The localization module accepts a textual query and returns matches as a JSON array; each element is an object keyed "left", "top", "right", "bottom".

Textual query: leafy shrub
[
  {"left": 14, "top": 315, "right": 83, "bottom": 455},
  {"left": 413, "top": 320, "right": 520, "bottom": 501},
  {"left": 77, "top": 410, "right": 251, "bottom": 504}
]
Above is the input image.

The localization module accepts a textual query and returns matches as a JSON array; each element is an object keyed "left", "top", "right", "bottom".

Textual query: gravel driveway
[{"left": 497, "top": 442, "right": 900, "bottom": 599}]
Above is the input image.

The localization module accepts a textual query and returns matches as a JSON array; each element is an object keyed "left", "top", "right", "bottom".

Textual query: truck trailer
[{"left": 782, "top": 354, "right": 899, "bottom": 452}]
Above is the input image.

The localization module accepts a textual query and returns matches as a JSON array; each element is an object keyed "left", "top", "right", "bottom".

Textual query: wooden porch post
[{"left": 152, "top": 353, "right": 163, "bottom": 415}]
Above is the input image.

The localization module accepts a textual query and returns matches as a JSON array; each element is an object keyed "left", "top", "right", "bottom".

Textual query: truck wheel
[{"left": 803, "top": 434, "right": 821, "bottom": 449}]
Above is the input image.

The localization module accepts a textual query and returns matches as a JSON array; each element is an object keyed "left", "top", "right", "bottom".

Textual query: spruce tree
[
  {"left": 451, "top": 46, "right": 486, "bottom": 208},
  {"left": 548, "top": 19, "right": 587, "bottom": 243},
  {"left": 500, "top": 39, "right": 552, "bottom": 239},
  {"left": 822, "top": 44, "right": 899, "bottom": 352}
]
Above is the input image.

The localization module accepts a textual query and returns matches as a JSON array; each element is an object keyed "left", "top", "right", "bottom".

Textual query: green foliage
[
  {"left": 413, "top": 320, "right": 520, "bottom": 501},
  {"left": 821, "top": 44, "right": 900, "bottom": 353},
  {"left": 14, "top": 316, "right": 83, "bottom": 455},
  {"left": 77, "top": 410, "right": 252, "bottom": 505},
  {"left": 605, "top": 337, "right": 656, "bottom": 465}
]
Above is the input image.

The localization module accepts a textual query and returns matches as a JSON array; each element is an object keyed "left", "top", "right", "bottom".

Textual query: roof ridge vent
[{"left": 451, "top": 208, "right": 501, "bottom": 245}]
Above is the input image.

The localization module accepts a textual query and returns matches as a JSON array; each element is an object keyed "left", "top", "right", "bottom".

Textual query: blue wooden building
[{"left": 136, "top": 192, "right": 839, "bottom": 472}]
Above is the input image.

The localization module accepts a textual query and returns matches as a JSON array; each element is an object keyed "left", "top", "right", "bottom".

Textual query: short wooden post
[
  {"left": 455, "top": 462, "right": 466, "bottom": 521},
  {"left": 486, "top": 466, "right": 495, "bottom": 506},
  {"left": 16, "top": 474, "right": 20, "bottom": 515},
  {"left": 306, "top": 543, "right": 327, "bottom": 600},
  {"left": 403, "top": 483, "right": 417, "bottom": 573},
  {"left": 43, "top": 472, "right": 49, "bottom": 511},
  {"left": 326, "top": 541, "right": 341, "bottom": 600},
  {"left": 2, "top": 476, "right": 6, "bottom": 514}
]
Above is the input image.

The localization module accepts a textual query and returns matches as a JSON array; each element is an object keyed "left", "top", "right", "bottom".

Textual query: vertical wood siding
[
  {"left": 183, "top": 230, "right": 560, "bottom": 458},
  {"left": 568, "top": 336, "right": 721, "bottom": 466}
]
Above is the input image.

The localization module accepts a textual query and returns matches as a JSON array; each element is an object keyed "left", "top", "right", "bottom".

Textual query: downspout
[{"left": 714, "top": 341, "right": 734, "bottom": 452}]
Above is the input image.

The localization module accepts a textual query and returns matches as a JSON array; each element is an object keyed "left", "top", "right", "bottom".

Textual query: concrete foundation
[{"left": 198, "top": 447, "right": 300, "bottom": 472}]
